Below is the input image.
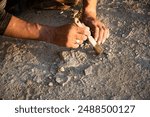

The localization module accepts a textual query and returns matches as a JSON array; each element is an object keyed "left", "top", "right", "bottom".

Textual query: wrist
[
  {"left": 82, "top": 11, "right": 97, "bottom": 25},
  {"left": 82, "top": 10, "right": 96, "bottom": 20},
  {"left": 38, "top": 24, "right": 55, "bottom": 43},
  {"left": 82, "top": 0, "right": 97, "bottom": 19}
]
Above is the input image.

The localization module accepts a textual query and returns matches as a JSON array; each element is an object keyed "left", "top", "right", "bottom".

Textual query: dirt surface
[{"left": 0, "top": 0, "right": 150, "bottom": 100}]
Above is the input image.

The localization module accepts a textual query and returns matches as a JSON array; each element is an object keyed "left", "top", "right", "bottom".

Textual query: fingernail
[
  {"left": 85, "top": 30, "right": 91, "bottom": 37},
  {"left": 84, "top": 37, "right": 87, "bottom": 41},
  {"left": 102, "top": 40, "right": 105, "bottom": 44},
  {"left": 95, "top": 37, "right": 98, "bottom": 41},
  {"left": 87, "top": 27, "right": 90, "bottom": 31},
  {"left": 76, "top": 40, "right": 80, "bottom": 44},
  {"left": 107, "top": 34, "right": 110, "bottom": 38},
  {"left": 86, "top": 28, "right": 90, "bottom": 32}
]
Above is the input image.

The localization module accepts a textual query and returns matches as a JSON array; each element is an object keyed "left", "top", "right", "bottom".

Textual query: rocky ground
[{"left": 0, "top": 0, "right": 150, "bottom": 100}]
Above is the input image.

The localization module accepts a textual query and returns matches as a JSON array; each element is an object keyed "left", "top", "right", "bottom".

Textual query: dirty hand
[
  {"left": 46, "top": 23, "right": 91, "bottom": 48},
  {"left": 83, "top": 17, "right": 109, "bottom": 45}
]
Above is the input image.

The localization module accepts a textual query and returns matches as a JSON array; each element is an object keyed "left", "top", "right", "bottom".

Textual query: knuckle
[
  {"left": 74, "top": 44, "right": 79, "bottom": 48},
  {"left": 105, "top": 27, "right": 109, "bottom": 31},
  {"left": 86, "top": 27, "right": 90, "bottom": 31},
  {"left": 83, "top": 35, "right": 87, "bottom": 39},
  {"left": 100, "top": 29, "right": 104, "bottom": 33}
]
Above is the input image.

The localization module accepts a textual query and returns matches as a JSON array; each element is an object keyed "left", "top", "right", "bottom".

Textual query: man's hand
[
  {"left": 45, "top": 23, "right": 91, "bottom": 48},
  {"left": 82, "top": 0, "right": 109, "bottom": 45},
  {"left": 82, "top": 17, "right": 109, "bottom": 45},
  {"left": 4, "top": 16, "right": 90, "bottom": 48}
]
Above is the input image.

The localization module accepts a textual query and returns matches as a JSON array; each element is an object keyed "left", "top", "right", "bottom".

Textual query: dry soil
[{"left": 0, "top": 0, "right": 150, "bottom": 99}]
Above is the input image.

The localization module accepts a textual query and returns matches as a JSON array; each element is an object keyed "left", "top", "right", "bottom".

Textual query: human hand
[
  {"left": 46, "top": 23, "right": 91, "bottom": 48},
  {"left": 82, "top": 17, "right": 109, "bottom": 45}
]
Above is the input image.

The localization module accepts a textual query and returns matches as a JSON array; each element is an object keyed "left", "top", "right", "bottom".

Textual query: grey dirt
[{"left": 0, "top": 0, "right": 150, "bottom": 99}]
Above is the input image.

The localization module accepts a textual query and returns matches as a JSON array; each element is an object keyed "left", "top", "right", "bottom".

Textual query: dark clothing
[
  {"left": 0, "top": 0, "right": 80, "bottom": 35},
  {"left": 0, "top": 0, "right": 12, "bottom": 35}
]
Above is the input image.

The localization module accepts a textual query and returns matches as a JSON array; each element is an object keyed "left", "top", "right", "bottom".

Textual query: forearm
[
  {"left": 3, "top": 15, "right": 55, "bottom": 43},
  {"left": 4, "top": 16, "right": 42, "bottom": 40},
  {"left": 83, "top": 0, "right": 97, "bottom": 18}
]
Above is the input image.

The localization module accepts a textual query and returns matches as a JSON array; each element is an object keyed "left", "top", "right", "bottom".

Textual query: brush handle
[
  {"left": 75, "top": 18, "right": 103, "bottom": 54},
  {"left": 88, "top": 36, "right": 104, "bottom": 54}
]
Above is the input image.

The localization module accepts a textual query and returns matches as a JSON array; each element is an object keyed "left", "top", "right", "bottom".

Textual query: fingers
[
  {"left": 75, "top": 19, "right": 91, "bottom": 37},
  {"left": 98, "top": 26, "right": 105, "bottom": 44},
  {"left": 76, "top": 34, "right": 87, "bottom": 43},
  {"left": 102, "top": 27, "right": 109, "bottom": 44},
  {"left": 73, "top": 44, "right": 80, "bottom": 48},
  {"left": 77, "top": 26, "right": 91, "bottom": 37},
  {"left": 65, "top": 23, "right": 91, "bottom": 48},
  {"left": 94, "top": 23, "right": 109, "bottom": 45},
  {"left": 94, "top": 27, "right": 99, "bottom": 42},
  {"left": 74, "top": 26, "right": 90, "bottom": 45},
  {"left": 72, "top": 31, "right": 88, "bottom": 48},
  {"left": 68, "top": 30, "right": 88, "bottom": 48}
]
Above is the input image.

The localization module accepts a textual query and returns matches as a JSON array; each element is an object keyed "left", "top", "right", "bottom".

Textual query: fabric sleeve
[{"left": 0, "top": 0, "right": 12, "bottom": 35}]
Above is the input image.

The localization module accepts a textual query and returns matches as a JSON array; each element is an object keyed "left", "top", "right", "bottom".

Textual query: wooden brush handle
[{"left": 75, "top": 18, "right": 103, "bottom": 54}]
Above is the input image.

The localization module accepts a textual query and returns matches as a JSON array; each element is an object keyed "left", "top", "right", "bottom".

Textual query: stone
[
  {"left": 119, "top": 52, "right": 122, "bottom": 54},
  {"left": 35, "top": 77, "right": 42, "bottom": 84},
  {"left": 26, "top": 80, "right": 33, "bottom": 85},
  {"left": 117, "top": 21, "right": 122, "bottom": 27},
  {"left": 31, "top": 68, "right": 35, "bottom": 73},
  {"left": 58, "top": 67, "right": 65, "bottom": 72},
  {"left": 60, "top": 11, "right": 64, "bottom": 14},
  {"left": 60, "top": 50, "right": 87, "bottom": 68},
  {"left": 122, "top": 34, "right": 126, "bottom": 38},
  {"left": 56, "top": 77, "right": 64, "bottom": 84},
  {"left": 73, "top": 76, "right": 78, "bottom": 79},
  {"left": 48, "top": 82, "right": 53, "bottom": 87},
  {"left": 62, "top": 76, "right": 72, "bottom": 86},
  {"left": 10, "top": 79, "right": 15, "bottom": 84},
  {"left": 84, "top": 66, "right": 93, "bottom": 75},
  {"left": 43, "top": 70, "right": 46, "bottom": 74},
  {"left": 55, "top": 73, "right": 67, "bottom": 84},
  {"left": 100, "top": 58, "right": 103, "bottom": 61}
]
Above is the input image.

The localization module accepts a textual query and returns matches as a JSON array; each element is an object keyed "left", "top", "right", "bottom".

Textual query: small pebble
[
  {"left": 43, "top": 70, "right": 46, "bottom": 74},
  {"left": 117, "top": 21, "right": 122, "bottom": 27},
  {"left": 84, "top": 66, "right": 93, "bottom": 75},
  {"left": 60, "top": 11, "right": 64, "bottom": 14},
  {"left": 48, "top": 76, "right": 52, "bottom": 80},
  {"left": 10, "top": 79, "right": 15, "bottom": 84},
  {"left": 73, "top": 76, "right": 78, "bottom": 79},
  {"left": 122, "top": 34, "right": 126, "bottom": 38},
  {"left": 119, "top": 52, "right": 122, "bottom": 54},
  {"left": 31, "top": 69, "right": 35, "bottom": 73},
  {"left": 62, "top": 76, "right": 72, "bottom": 86},
  {"left": 49, "top": 82, "right": 53, "bottom": 87},
  {"left": 100, "top": 58, "right": 103, "bottom": 61},
  {"left": 26, "top": 80, "right": 33, "bottom": 85},
  {"left": 58, "top": 67, "right": 65, "bottom": 72},
  {"left": 55, "top": 73, "right": 67, "bottom": 84},
  {"left": 91, "top": 85, "right": 94, "bottom": 88},
  {"left": 56, "top": 77, "right": 63, "bottom": 84},
  {"left": 36, "top": 77, "right": 42, "bottom": 83},
  {"left": 40, "top": 95, "right": 43, "bottom": 99}
]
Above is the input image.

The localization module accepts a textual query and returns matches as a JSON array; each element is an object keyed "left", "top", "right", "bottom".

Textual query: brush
[{"left": 74, "top": 18, "right": 104, "bottom": 54}]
